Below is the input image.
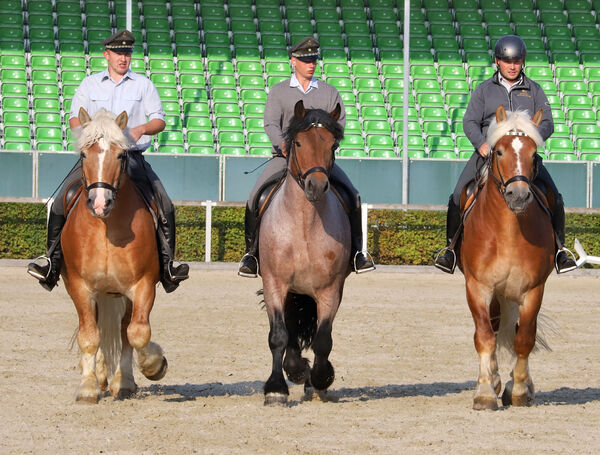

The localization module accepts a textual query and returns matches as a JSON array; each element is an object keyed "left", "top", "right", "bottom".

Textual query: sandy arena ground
[{"left": 1, "top": 261, "right": 599, "bottom": 454}]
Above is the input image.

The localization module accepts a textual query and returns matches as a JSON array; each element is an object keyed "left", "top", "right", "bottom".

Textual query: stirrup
[
  {"left": 353, "top": 251, "right": 376, "bottom": 274},
  {"left": 27, "top": 255, "right": 52, "bottom": 280},
  {"left": 434, "top": 247, "right": 457, "bottom": 274},
  {"left": 167, "top": 260, "right": 189, "bottom": 281},
  {"left": 238, "top": 253, "right": 259, "bottom": 278},
  {"left": 555, "top": 247, "right": 577, "bottom": 274}
]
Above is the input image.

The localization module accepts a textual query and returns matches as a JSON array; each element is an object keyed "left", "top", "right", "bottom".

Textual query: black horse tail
[{"left": 284, "top": 293, "right": 317, "bottom": 350}]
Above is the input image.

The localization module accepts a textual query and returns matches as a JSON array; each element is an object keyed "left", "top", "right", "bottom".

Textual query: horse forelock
[
  {"left": 76, "top": 109, "right": 132, "bottom": 152},
  {"left": 284, "top": 108, "right": 344, "bottom": 152},
  {"left": 486, "top": 110, "right": 544, "bottom": 149}
]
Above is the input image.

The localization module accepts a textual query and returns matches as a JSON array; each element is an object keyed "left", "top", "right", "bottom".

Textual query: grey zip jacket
[{"left": 463, "top": 71, "right": 554, "bottom": 152}]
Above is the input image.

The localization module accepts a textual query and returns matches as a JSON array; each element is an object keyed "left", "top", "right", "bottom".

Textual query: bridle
[
  {"left": 488, "top": 130, "right": 538, "bottom": 195},
  {"left": 287, "top": 122, "right": 336, "bottom": 190},
  {"left": 81, "top": 147, "right": 128, "bottom": 196}
]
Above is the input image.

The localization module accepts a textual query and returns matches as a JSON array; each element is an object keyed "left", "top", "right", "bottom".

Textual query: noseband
[
  {"left": 82, "top": 149, "right": 128, "bottom": 196},
  {"left": 288, "top": 122, "right": 336, "bottom": 190},
  {"left": 488, "top": 130, "right": 538, "bottom": 195}
]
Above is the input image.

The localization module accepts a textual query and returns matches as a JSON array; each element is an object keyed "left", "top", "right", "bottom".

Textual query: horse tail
[
  {"left": 496, "top": 297, "right": 555, "bottom": 354},
  {"left": 284, "top": 293, "right": 317, "bottom": 350},
  {"left": 95, "top": 296, "right": 127, "bottom": 376}
]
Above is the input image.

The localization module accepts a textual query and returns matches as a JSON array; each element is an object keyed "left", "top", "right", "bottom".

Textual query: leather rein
[
  {"left": 81, "top": 149, "right": 128, "bottom": 196},
  {"left": 288, "top": 122, "right": 336, "bottom": 190},
  {"left": 488, "top": 130, "right": 538, "bottom": 195}
]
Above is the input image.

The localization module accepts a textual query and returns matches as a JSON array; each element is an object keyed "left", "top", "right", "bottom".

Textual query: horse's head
[
  {"left": 284, "top": 100, "right": 343, "bottom": 202},
  {"left": 77, "top": 108, "right": 131, "bottom": 218},
  {"left": 487, "top": 105, "right": 544, "bottom": 213}
]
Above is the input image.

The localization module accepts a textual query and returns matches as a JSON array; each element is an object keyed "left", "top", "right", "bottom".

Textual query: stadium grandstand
[{"left": 1, "top": 0, "right": 600, "bottom": 161}]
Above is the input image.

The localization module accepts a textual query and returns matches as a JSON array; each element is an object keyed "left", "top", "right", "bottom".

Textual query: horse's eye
[
  {"left": 295, "top": 141, "right": 301, "bottom": 147},
  {"left": 496, "top": 149, "right": 503, "bottom": 157},
  {"left": 80, "top": 152, "right": 87, "bottom": 160}
]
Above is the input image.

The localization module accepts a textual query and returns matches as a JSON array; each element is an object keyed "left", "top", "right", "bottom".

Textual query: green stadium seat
[
  {"left": 429, "top": 24, "right": 456, "bottom": 39},
  {"left": 366, "top": 134, "right": 394, "bottom": 150},
  {"left": 436, "top": 51, "right": 463, "bottom": 66},
  {"left": 339, "top": 148, "right": 367, "bottom": 158},
  {"left": 1, "top": 69, "right": 26, "bottom": 83},
  {"left": 216, "top": 117, "right": 243, "bottom": 132},
  {"left": 243, "top": 103, "right": 266, "bottom": 118},
  {"left": 465, "top": 52, "right": 492, "bottom": 66},
  {"left": 241, "top": 90, "right": 267, "bottom": 103},
  {"left": 164, "top": 116, "right": 183, "bottom": 130},
  {"left": 427, "top": 135, "right": 455, "bottom": 151},
  {"left": 151, "top": 73, "right": 177, "bottom": 87},
  {"left": 416, "top": 93, "right": 444, "bottom": 107},
  {"left": 157, "top": 145, "right": 185, "bottom": 154},
  {"left": 443, "top": 80, "right": 469, "bottom": 93},
  {"left": 429, "top": 150, "right": 457, "bottom": 159},
  {"left": 245, "top": 118, "right": 265, "bottom": 132},
  {"left": 33, "top": 98, "right": 60, "bottom": 113},
  {"left": 370, "top": 9, "right": 397, "bottom": 23},
  {"left": 397, "top": 135, "right": 425, "bottom": 150},
  {"left": 345, "top": 106, "right": 359, "bottom": 119},
  {"left": 549, "top": 153, "right": 577, "bottom": 161},
  {"left": 185, "top": 116, "right": 212, "bottom": 131},
  {"left": 563, "top": 95, "right": 593, "bottom": 109},
  {"left": 157, "top": 131, "right": 184, "bottom": 146},
  {"left": 361, "top": 106, "right": 387, "bottom": 120},
  {"left": 213, "top": 103, "right": 241, "bottom": 117},
  {"left": 247, "top": 132, "right": 270, "bottom": 148},
  {"left": 568, "top": 109, "right": 596, "bottom": 123},
  {"left": 559, "top": 81, "right": 588, "bottom": 95},
  {"left": 526, "top": 67, "right": 554, "bottom": 81},
  {"left": 358, "top": 92, "right": 385, "bottom": 106},
  {"left": 339, "top": 134, "right": 364, "bottom": 149},
  {"left": 552, "top": 123, "right": 570, "bottom": 137},
  {"left": 579, "top": 153, "right": 600, "bottom": 161},
  {"left": 449, "top": 107, "right": 467, "bottom": 124},
  {"left": 363, "top": 120, "right": 391, "bottom": 135},
  {"left": 427, "top": 11, "right": 454, "bottom": 26},
  {"left": 431, "top": 38, "right": 460, "bottom": 53},
  {"left": 546, "top": 137, "right": 576, "bottom": 154},
  {"left": 218, "top": 131, "right": 245, "bottom": 148},
  {"left": 162, "top": 101, "right": 181, "bottom": 115},
  {"left": 423, "top": 121, "right": 450, "bottom": 136},
  {"left": 354, "top": 78, "right": 381, "bottom": 92},
  {"left": 187, "top": 131, "right": 214, "bottom": 147},
  {"left": 383, "top": 78, "right": 405, "bottom": 93},
  {"left": 35, "top": 127, "right": 62, "bottom": 143},
  {"left": 572, "top": 124, "right": 600, "bottom": 137},
  {"left": 173, "top": 18, "right": 199, "bottom": 32},
  {"left": 459, "top": 24, "right": 486, "bottom": 39},
  {"left": 3, "top": 112, "right": 29, "bottom": 126},
  {"left": 552, "top": 110, "right": 567, "bottom": 123},
  {"left": 454, "top": 11, "right": 482, "bottom": 24},
  {"left": 370, "top": 149, "right": 396, "bottom": 158},
  {"left": 446, "top": 93, "right": 470, "bottom": 107},
  {"left": 259, "top": 21, "right": 285, "bottom": 35},
  {"left": 567, "top": 12, "right": 596, "bottom": 26},
  {"left": 32, "top": 84, "right": 59, "bottom": 98}
]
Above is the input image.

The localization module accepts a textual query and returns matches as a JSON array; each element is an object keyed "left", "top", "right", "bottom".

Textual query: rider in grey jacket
[{"left": 434, "top": 35, "right": 577, "bottom": 275}]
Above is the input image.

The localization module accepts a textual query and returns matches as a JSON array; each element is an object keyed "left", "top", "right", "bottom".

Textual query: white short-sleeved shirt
[{"left": 69, "top": 69, "right": 165, "bottom": 151}]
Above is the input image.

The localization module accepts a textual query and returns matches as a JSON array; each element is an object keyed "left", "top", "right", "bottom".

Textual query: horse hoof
[
  {"left": 145, "top": 357, "right": 168, "bottom": 381},
  {"left": 264, "top": 392, "right": 288, "bottom": 406},
  {"left": 473, "top": 396, "right": 498, "bottom": 411},
  {"left": 76, "top": 395, "right": 99, "bottom": 404},
  {"left": 116, "top": 388, "right": 137, "bottom": 400}
]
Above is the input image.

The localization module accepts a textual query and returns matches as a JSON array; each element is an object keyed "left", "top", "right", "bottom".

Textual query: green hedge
[{"left": 1, "top": 202, "right": 599, "bottom": 267}]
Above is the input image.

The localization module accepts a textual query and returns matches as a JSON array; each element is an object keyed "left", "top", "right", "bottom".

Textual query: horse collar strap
[{"left": 505, "top": 130, "right": 528, "bottom": 137}]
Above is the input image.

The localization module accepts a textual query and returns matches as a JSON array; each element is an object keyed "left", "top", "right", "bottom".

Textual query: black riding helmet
[{"left": 494, "top": 35, "right": 527, "bottom": 61}]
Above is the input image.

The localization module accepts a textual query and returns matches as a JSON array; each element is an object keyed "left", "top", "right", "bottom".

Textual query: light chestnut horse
[
  {"left": 459, "top": 106, "right": 555, "bottom": 410},
  {"left": 259, "top": 100, "right": 350, "bottom": 405},
  {"left": 61, "top": 108, "right": 167, "bottom": 403}
]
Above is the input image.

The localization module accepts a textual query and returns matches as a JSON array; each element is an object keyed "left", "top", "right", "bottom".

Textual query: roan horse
[
  {"left": 258, "top": 100, "right": 350, "bottom": 405},
  {"left": 61, "top": 108, "right": 167, "bottom": 403},
  {"left": 459, "top": 105, "right": 555, "bottom": 410}
]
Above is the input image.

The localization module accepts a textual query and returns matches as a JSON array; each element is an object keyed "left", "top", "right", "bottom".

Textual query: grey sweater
[
  {"left": 264, "top": 78, "right": 346, "bottom": 155},
  {"left": 463, "top": 71, "right": 554, "bottom": 151}
]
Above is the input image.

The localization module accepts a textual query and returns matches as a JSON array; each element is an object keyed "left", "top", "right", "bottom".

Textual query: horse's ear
[
  {"left": 115, "top": 111, "right": 128, "bottom": 131},
  {"left": 78, "top": 107, "right": 91, "bottom": 126},
  {"left": 531, "top": 108, "right": 543, "bottom": 127},
  {"left": 330, "top": 103, "right": 341, "bottom": 121},
  {"left": 294, "top": 100, "right": 306, "bottom": 119},
  {"left": 496, "top": 105, "right": 507, "bottom": 123}
]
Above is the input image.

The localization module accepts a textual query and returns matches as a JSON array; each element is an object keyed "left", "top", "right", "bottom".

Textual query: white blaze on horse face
[
  {"left": 91, "top": 139, "right": 113, "bottom": 216},
  {"left": 511, "top": 137, "right": 524, "bottom": 176}
]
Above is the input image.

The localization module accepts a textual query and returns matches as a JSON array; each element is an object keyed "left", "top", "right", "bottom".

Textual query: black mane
[{"left": 284, "top": 108, "right": 344, "bottom": 153}]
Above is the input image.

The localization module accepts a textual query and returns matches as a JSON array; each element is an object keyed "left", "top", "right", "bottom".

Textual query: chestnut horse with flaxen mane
[
  {"left": 61, "top": 108, "right": 167, "bottom": 403},
  {"left": 459, "top": 105, "right": 555, "bottom": 410}
]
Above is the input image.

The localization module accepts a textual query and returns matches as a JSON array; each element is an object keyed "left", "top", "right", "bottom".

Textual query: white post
[
  {"left": 126, "top": 0, "right": 132, "bottom": 32},
  {"left": 401, "top": 0, "right": 410, "bottom": 205},
  {"left": 361, "top": 202, "right": 369, "bottom": 253},
  {"left": 202, "top": 201, "right": 217, "bottom": 262}
]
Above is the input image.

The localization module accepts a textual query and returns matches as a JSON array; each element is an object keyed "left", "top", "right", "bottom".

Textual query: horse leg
[
  {"left": 466, "top": 280, "right": 499, "bottom": 411},
  {"left": 502, "top": 286, "right": 544, "bottom": 407},
  {"left": 489, "top": 296, "right": 502, "bottom": 396},
  {"left": 283, "top": 339, "right": 310, "bottom": 385},
  {"left": 93, "top": 305, "right": 108, "bottom": 392},
  {"left": 70, "top": 286, "right": 101, "bottom": 403},
  {"left": 309, "top": 319, "right": 335, "bottom": 393},
  {"left": 128, "top": 282, "right": 168, "bottom": 381},
  {"left": 109, "top": 299, "right": 138, "bottom": 399}
]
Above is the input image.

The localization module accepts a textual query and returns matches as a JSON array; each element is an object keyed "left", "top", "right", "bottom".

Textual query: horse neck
[{"left": 280, "top": 173, "right": 323, "bottom": 221}]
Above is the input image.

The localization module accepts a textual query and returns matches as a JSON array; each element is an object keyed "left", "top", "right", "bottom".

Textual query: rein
[
  {"left": 288, "top": 122, "right": 335, "bottom": 190},
  {"left": 82, "top": 150, "right": 128, "bottom": 196},
  {"left": 488, "top": 130, "right": 538, "bottom": 195}
]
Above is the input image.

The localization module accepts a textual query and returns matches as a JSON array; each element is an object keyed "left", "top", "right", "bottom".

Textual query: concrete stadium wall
[{"left": 1, "top": 151, "right": 597, "bottom": 208}]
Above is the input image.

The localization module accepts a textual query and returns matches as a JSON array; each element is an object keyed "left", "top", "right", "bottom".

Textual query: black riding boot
[
  {"left": 434, "top": 196, "right": 462, "bottom": 274},
  {"left": 552, "top": 195, "right": 577, "bottom": 274},
  {"left": 158, "top": 209, "right": 189, "bottom": 293},
  {"left": 349, "top": 198, "right": 375, "bottom": 273},
  {"left": 238, "top": 203, "right": 260, "bottom": 278},
  {"left": 27, "top": 210, "right": 65, "bottom": 291}
]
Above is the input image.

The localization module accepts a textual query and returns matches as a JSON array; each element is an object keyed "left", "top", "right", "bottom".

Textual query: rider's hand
[
  {"left": 280, "top": 141, "right": 287, "bottom": 157},
  {"left": 478, "top": 143, "right": 490, "bottom": 157},
  {"left": 128, "top": 125, "right": 145, "bottom": 142}
]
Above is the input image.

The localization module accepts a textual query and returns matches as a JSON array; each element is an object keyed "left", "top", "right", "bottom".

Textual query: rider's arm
[
  {"left": 463, "top": 86, "right": 488, "bottom": 154},
  {"left": 264, "top": 84, "right": 285, "bottom": 155},
  {"left": 532, "top": 83, "right": 554, "bottom": 141}
]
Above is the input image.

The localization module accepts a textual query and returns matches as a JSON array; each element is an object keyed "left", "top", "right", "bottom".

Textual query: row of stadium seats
[{"left": 1, "top": 0, "right": 600, "bottom": 160}]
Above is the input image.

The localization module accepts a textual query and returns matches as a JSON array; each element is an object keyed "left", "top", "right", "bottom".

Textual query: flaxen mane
[
  {"left": 486, "top": 109, "right": 544, "bottom": 149},
  {"left": 76, "top": 108, "right": 132, "bottom": 152}
]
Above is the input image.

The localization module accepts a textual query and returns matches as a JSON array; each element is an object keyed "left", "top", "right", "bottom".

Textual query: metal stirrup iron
[
  {"left": 434, "top": 247, "right": 457, "bottom": 274},
  {"left": 353, "top": 251, "right": 375, "bottom": 274},
  {"left": 27, "top": 255, "right": 52, "bottom": 280},
  {"left": 555, "top": 247, "right": 577, "bottom": 274},
  {"left": 238, "top": 253, "right": 259, "bottom": 278}
]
